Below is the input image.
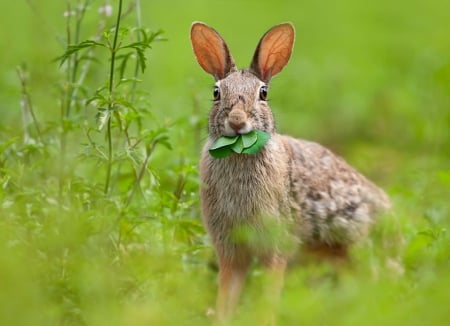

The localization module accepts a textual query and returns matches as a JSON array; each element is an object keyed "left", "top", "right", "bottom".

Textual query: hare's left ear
[{"left": 250, "top": 23, "right": 295, "bottom": 82}]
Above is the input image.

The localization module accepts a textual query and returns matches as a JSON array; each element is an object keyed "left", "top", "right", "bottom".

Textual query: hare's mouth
[{"left": 223, "top": 119, "right": 253, "bottom": 136}]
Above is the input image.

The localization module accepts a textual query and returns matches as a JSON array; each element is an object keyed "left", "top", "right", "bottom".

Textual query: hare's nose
[{"left": 228, "top": 109, "right": 247, "bottom": 132}]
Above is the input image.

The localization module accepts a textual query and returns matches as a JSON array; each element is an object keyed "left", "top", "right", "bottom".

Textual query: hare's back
[{"left": 281, "top": 135, "right": 390, "bottom": 245}]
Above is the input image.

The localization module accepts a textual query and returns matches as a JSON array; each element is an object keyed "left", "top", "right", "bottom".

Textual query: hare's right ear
[{"left": 190, "top": 22, "right": 237, "bottom": 80}]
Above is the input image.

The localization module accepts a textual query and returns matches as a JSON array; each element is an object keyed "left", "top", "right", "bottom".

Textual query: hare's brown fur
[{"left": 191, "top": 22, "right": 390, "bottom": 322}]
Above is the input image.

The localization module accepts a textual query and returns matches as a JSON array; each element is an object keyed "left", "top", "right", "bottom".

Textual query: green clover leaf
[
  {"left": 209, "top": 130, "right": 270, "bottom": 158},
  {"left": 241, "top": 130, "right": 258, "bottom": 148},
  {"left": 209, "top": 135, "right": 239, "bottom": 150},
  {"left": 242, "top": 131, "right": 271, "bottom": 154}
]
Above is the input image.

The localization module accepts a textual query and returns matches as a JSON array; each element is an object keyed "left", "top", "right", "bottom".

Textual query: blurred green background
[
  {"left": 2, "top": 0, "right": 450, "bottom": 167},
  {"left": 1, "top": 0, "right": 449, "bottom": 325}
]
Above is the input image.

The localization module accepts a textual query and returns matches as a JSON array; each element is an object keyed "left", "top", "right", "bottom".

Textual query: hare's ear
[
  {"left": 250, "top": 23, "right": 295, "bottom": 82},
  {"left": 190, "top": 22, "right": 237, "bottom": 80}
]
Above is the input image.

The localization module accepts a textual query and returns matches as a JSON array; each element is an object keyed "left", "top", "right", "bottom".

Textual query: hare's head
[{"left": 190, "top": 22, "right": 295, "bottom": 138}]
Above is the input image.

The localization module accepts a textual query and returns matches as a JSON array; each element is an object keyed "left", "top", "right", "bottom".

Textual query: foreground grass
[
  {"left": 1, "top": 0, "right": 450, "bottom": 325},
  {"left": 1, "top": 175, "right": 449, "bottom": 325}
]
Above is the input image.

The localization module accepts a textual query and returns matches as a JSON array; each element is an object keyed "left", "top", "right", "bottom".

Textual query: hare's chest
[{"left": 200, "top": 154, "right": 287, "bottom": 222}]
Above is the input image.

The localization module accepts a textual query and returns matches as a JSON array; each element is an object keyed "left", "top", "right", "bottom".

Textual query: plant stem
[
  {"left": 130, "top": 0, "right": 142, "bottom": 102},
  {"left": 124, "top": 140, "right": 155, "bottom": 208},
  {"left": 16, "top": 64, "right": 42, "bottom": 143},
  {"left": 66, "top": 0, "right": 90, "bottom": 117},
  {"left": 59, "top": 0, "right": 73, "bottom": 201},
  {"left": 59, "top": 0, "right": 91, "bottom": 200},
  {"left": 104, "top": 0, "right": 124, "bottom": 195}
]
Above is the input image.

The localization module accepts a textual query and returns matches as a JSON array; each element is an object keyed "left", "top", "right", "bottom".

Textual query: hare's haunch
[{"left": 191, "top": 21, "right": 390, "bottom": 322}]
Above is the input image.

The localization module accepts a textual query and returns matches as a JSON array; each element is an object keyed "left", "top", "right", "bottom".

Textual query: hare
[{"left": 190, "top": 22, "right": 390, "bottom": 322}]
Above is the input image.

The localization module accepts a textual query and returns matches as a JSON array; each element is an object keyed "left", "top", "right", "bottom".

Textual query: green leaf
[
  {"left": 230, "top": 137, "right": 244, "bottom": 153},
  {"left": 56, "top": 40, "right": 106, "bottom": 66},
  {"left": 209, "top": 146, "right": 233, "bottom": 158},
  {"left": 208, "top": 131, "right": 270, "bottom": 158},
  {"left": 241, "top": 130, "right": 258, "bottom": 148},
  {"left": 209, "top": 135, "right": 238, "bottom": 158},
  {"left": 242, "top": 130, "right": 270, "bottom": 154},
  {"left": 210, "top": 136, "right": 238, "bottom": 150},
  {"left": 96, "top": 108, "right": 110, "bottom": 131}
]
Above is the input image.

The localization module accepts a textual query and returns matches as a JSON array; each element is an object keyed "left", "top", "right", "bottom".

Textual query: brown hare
[{"left": 190, "top": 22, "right": 390, "bottom": 322}]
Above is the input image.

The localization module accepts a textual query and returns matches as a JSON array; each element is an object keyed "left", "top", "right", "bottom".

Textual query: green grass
[{"left": 1, "top": 0, "right": 449, "bottom": 325}]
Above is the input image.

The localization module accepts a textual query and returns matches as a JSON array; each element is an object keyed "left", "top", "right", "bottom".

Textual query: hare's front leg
[
  {"left": 216, "top": 250, "right": 252, "bottom": 321},
  {"left": 258, "top": 254, "right": 288, "bottom": 325}
]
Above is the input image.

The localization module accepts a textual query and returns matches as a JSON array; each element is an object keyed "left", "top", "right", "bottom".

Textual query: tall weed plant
[{"left": 1, "top": 1, "right": 206, "bottom": 325}]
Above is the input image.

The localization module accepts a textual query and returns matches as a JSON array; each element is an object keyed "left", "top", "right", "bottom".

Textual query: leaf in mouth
[{"left": 209, "top": 130, "right": 270, "bottom": 158}]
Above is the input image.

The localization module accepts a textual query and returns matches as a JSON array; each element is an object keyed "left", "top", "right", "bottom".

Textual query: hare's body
[
  {"left": 201, "top": 134, "right": 389, "bottom": 254},
  {"left": 191, "top": 22, "right": 390, "bottom": 322}
]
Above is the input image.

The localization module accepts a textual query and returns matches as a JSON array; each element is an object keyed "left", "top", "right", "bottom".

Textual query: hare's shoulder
[
  {"left": 279, "top": 135, "right": 390, "bottom": 213},
  {"left": 280, "top": 135, "right": 358, "bottom": 178}
]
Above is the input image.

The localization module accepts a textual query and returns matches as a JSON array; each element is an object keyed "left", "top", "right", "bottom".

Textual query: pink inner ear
[
  {"left": 199, "top": 44, "right": 225, "bottom": 78},
  {"left": 262, "top": 36, "right": 291, "bottom": 76},
  {"left": 191, "top": 23, "right": 235, "bottom": 80},
  {"left": 252, "top": 24, "right": 295, "bottom": 81}
]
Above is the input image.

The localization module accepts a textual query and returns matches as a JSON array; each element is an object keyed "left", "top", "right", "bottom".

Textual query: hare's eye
[
  {"left": 213, "top": 86, "right": 221, "bottom": 101},
  {"left": 259, "top": 85, "right": 268, "bottom": 101}
]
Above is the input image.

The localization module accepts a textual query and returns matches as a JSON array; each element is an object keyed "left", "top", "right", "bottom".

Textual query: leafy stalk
[
  {"left": 59, "top": 0, "right": 92, "bottom": 200},
  {"left": 56, "top": 0, "right": 166, "bottom": 206},
  {"left": 104, "top": 0, "right": 124, "bottom": 195}
]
